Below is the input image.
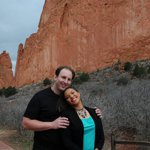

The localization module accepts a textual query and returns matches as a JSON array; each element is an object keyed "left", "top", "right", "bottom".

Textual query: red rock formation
[
  {"left": 2, "top": 0, "right": 150, "bottom": 87},
  {"left": 0, "top": 51, "right": 13, "bottom": 88}
]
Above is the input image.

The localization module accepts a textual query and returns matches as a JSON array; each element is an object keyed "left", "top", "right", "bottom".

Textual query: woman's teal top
[{"left": 81, "top": 116, "right": 95, "bottom": 150}]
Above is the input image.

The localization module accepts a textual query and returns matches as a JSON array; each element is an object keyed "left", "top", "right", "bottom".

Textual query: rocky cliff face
[
  {"left": 1, "top": 0, "right": 150, "bottom": 87},
  {"left": 0, "top": 51, "right": 13, "bottom": 88}
]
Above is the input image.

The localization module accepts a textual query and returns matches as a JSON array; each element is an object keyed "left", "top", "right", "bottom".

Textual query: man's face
[{"left": 54, "top": 68, "right": 73, "bottom": 92}]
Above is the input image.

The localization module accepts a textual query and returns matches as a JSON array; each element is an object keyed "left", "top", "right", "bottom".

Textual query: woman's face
[{"left": 64, "top": 88, "right": 81, "bottom": 106}]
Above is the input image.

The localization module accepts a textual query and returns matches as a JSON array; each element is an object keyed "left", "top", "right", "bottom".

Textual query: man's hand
[
  {"left": 94, "top": 107, "right": 103, "bottom": 118},
  {"left": 52, "top": 117, "right": 69, "bottom": 129}
]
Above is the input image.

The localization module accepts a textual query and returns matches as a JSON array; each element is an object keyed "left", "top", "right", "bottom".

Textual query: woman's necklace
[{"left": 76, "top": 108, "right": 87, "bottom": 118}]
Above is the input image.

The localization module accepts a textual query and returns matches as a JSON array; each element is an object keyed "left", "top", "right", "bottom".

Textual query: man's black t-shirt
[{"left": 24, "top": 87, "right": 65, "bottom": 150}]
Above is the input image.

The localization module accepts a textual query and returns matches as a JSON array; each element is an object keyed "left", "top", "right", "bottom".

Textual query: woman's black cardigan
[{"left": 61, "top": 106, "right": 105, "bottom": 150}]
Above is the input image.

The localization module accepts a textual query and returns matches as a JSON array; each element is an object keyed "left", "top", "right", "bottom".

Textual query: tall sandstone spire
[
  {"left": 3, "top": 0, "right": 150, "bottom": 87},
  {"left": 0, "top": 51, "right": 13, "bottom": 88}
]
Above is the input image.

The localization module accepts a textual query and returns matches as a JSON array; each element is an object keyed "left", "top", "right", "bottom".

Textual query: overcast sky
[{"left": 0, "top": 0, "right": 45, "bottom": 72}]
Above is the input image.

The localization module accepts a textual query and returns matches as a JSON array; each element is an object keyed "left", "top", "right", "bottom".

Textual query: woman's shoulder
[
  {"left": 85, "top": 106, "right": 98, "bottom": 118},
  {"left": 85, "top": 106, "right": 95, "bottom": 112}
]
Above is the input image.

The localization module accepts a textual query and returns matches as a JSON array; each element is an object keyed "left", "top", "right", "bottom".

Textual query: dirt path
[
  {"left": 0, "top": 141, "right": 14, "bottom": 150},
  {"left": 0, "top": 129, "right": 16, "bottom": 150},
  {"left": 0, "top": 128, "right": 32, "bottom": 150}
]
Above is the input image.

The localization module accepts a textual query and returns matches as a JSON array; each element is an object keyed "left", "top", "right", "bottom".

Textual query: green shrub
[
  {"left": 72, "top": 72, "right": 90, "bottom": 85},
  {"left": 72, "top": 77, "right": 82, "bottom": 84},
  {"left": 3, "top": 86, "right": 17, "bottom": 97},
  {"left": 133, "top": 64, "right": 146, "bottom": 77},
  {"left": 147, "top": 66, "right": 150, "bottom": 74},
  {"left": 0, "top": 90, "right": 2, "bottom": 96},
  {"left": 43, "top": 78, "right": 51, "bottom": 86},
  {"left": 79, "top": 72, "right": 90, "bottom": 82},
  {"left": 124, "top": 62, "right": 132, "bottom": 71},
  {"left": 117, "top": 77, "right": 129, "bottom": 86},
  {"left": 0, "top": 88, "right": 5, "bottom": 96}
]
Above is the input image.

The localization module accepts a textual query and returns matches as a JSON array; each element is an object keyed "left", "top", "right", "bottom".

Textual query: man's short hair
[{"left": 55, "top": 66, "right": 75, "bottom": 79}]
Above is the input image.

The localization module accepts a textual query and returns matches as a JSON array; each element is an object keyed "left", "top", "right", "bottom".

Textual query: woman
[{"left": 59, "top": 87, "right": 105, "bottom": 150}]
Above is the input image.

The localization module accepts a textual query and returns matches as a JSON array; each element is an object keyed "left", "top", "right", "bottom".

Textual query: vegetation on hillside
[{"left": 0, "top": 86, "right": 17, "bottom": 97}]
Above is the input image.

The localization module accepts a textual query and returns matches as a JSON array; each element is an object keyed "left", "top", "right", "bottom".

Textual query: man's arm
[{"left": 22, "top": 116, "right": 69, "bottom": 131}]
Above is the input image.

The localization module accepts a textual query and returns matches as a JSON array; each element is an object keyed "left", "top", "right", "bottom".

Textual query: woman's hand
[{"left": 95, "top": 148, "right": 99, "bottom": 150}]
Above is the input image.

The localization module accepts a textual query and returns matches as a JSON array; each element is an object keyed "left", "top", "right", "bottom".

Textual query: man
[{"left": 22, "top": 66, "right": 102, "bottom": 150}]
